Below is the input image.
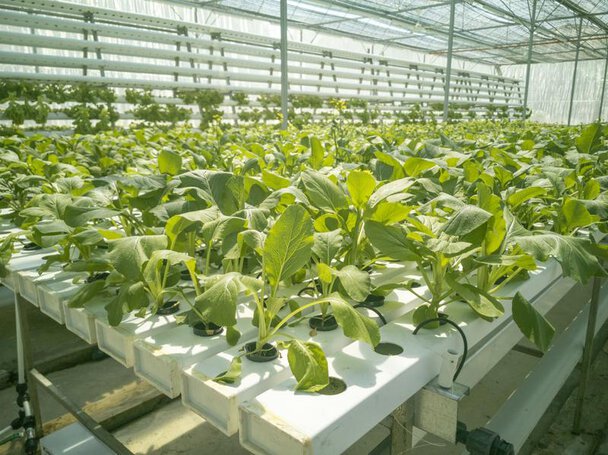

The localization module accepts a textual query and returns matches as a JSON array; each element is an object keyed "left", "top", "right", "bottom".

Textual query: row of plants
[
  {"left": 0, "top": 120, "right": 606, "bottom": 392},
  {"left": 1, "top": 80, "right": 527, "bottom": 134}
]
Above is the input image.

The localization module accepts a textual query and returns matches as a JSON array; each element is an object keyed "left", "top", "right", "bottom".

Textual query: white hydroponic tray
[
  {"left": 1, "top": 248, "right": 52, "bottom": 292},
  {"left": 237, "top": 260, "right": 564, "bottom": 455},
  {"left": 180, "top": 294, "right": 417, "bottom": 436},
  {"left": 3, "top": 242, "right": 578, "bottom": 455},
  {"left": 135, "top": 262, "right": 422, "bottom": 401},
  {"left": 133, "top": 302, "right": 258, "bottom": 398}
]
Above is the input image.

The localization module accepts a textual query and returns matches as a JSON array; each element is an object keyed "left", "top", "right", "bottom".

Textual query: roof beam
[
  {"left": 469, "top": 0, "right": 604, "bottom": 60},
  {"left": 552, "top": 0, "right": 608, "bottom": 34}
]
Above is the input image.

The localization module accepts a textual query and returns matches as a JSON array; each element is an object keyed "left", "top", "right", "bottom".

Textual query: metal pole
[
  {"left": 30, "top": 369, "right": 133, "bottom": 455},
  {"left": 280, "top": 0, "right": 289, "bottom": 130},
  {"left": 442, "top": 0, "right": 456, "bottom": 123},
  {"left": 522, "top": 0, "right": 537, "bottom": 121},
  {"left": 572, "top": 276, "right": 602, "bottom": 433},
  {"left": 568, "top": 17, "right": 583, "bottom": 126},
  {"left": 597, "top": 45, "right": 608, "bottom": 121}
]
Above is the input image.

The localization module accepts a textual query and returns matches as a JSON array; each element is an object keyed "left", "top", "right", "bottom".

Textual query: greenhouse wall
[{"left": 503, "top": 59, "right": 607, "bottom": 125}]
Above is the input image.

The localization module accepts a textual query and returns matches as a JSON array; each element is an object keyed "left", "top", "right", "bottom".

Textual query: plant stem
[
  {"left": 204, "top": 240, "right": 213, "bottom": 275},
  {"left": 266, "top": 300, "right": 322, "bottom": 341}
]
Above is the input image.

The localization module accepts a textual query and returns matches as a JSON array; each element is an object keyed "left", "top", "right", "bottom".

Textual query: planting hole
[
  {"left": 193, "top": 322, "right": 224, "bottom": 337},
  {"left": 309, "top": 314, "right": 338, "bottom": 331},
  {"left": 374, "top": 342, "right": 404, "bottom": 356},
  {"left": 317, "top": 377, "right": 347, "bottom": 395},
  {"left": 157, "top": 300, "right": 180, "bottom": 315},
  {"left": 244, "top": 342, "right": 279, "bottom": 362}
]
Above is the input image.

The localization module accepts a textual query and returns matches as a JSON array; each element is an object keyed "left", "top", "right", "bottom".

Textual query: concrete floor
[{"left": 0, "top": 280, "right": 606, "bottom": 454}]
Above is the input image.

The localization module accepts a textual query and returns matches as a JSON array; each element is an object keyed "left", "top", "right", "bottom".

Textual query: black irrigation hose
[
  {"left": 297, "top": 285, "right": 316, "bottom": 298},
  {"left": 413, "top": 317, "right": 468, "bottom": 382},
  {"left": 354, "top": 303, "right": 388, "bottom": 326}
]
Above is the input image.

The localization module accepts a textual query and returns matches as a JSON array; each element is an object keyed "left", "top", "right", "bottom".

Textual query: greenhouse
[{"left": 0, "top": 0, "right": 607, "bottom": 454}]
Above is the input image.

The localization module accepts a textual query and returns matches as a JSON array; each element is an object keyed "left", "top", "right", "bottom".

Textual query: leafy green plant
[{"left": 215, "top": 205, "right": 380, "bottom": 391}]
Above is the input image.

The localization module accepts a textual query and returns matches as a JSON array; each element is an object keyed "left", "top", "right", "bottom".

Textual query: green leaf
[
  {"left": 325, "top": 293, "right": 380, "bottom": 346},
  {"left": 213, "top": 356, "right": 242, "bottom": 384},
  {"left": 412, "top": 304, "right": 438, "bottom": 327},
  {"left": 347, "top": 170, "right": 376, "bottom": 209},
  {"left": 194, "top": 273, "right": 240, "bottom": 327},
  {"left": 301, "top": 170, "right": 347, "bottom": 212},
  {"left": 404, "top": 157, "right": 436, "bottom": 177},
  {"left": 512, "top": 292, "right": 555, "bottom": 352},
  {"left": 262, "top": 170, "right": 290, "bottom": 190},
  {"left": 63, "top": 206, "right": 119, "bottom": 228},
  {"left": 475, "top": 254, "right": 537, "bottom": 270},
  {"left": 108, "top": 235, "right": 168, "bottom": 281},
  {"left": 507, "top": 187, "right": 547, "bottom": 210},
  {"left": 165, "top": 207, "right": 220, "bottom": 245},
  {"left": 287, "top": 340, "right": 329, "bottom": 392},
  {"left": 200, "top": 215, "right": 246, "bottom": 244},
  {"left": 374, "top": 151, "right": 405, "bottom": 180},
  {"left": 310, "top": 136, "right": 324, "bottom": 170},
  {"left": 263, "top": 205, "right": 314, "bottom": 289},
  {"left": 317, "top": 263, "right": 333, "bottom": 284},
  {"left": 582, "top": 179, "right": 601, "bottom": 200},
  {"left": 177, "top": 170, "right": 243, "bottom": 215},
  {"left": 513, "top": 232, "right": 606, "bottom": 284},
  {"left": 559, "top": 198, "right": 599, "bottom": 233},
  {"left": 68, "top": 280, "right": 107, "bottom": 308},
  {"left": 442, "top": 205, "right": 492, "bottom": 238},
  {"left": 71, "top": 228, "right": 103, "bottom": 246},
  {"left": 106, "top": 281, "right": 149, "bottom": 326},
  {"left": 30, "top": 221, "right": 70, "bottom": 247},
  {"left": 368, "top": 178, "right": 413, "bottom": 208},
  {"left": 365, "top": 221, "right": 419, "bottom": 262},
  {"left": 226, "top": 325, "right": 241, "bottom": 346},
  {"left": 158, "top": 149, "right": 182, "bottom": 175},
  {"left": 445, "top": 273, "right": 504, "bottom": 319},
  {"left": 238, "top": 229, "right": 266, "bottom": 256},
  {"left": 312, "top": 230, "right": 343, "bottom": 265},
  {"left": 575, "top": 123, "right": 602, "bottom": 154},
  {"left": 369, "top": 201, "right": 410, "bottom": 225},
  {"left": 333, "top": 265, "right": 371, "bottom": 301}
]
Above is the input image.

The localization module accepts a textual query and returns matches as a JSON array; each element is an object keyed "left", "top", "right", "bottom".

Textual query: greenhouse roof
[{"left": 172, "top": 0, "right": 608, "bottom": 66}]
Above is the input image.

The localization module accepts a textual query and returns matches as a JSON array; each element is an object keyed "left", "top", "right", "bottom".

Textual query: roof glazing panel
[{"left": 178, "top": 0, "right": 608, "bottom": 64}]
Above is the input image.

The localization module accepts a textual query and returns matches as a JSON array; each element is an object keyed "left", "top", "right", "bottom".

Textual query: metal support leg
[
  {"left": 523, "top": 0, "right": 537, "bottom": 121},
  {"left": 30, "top": 369, "right": 133, "bottom": 454},
  {"left": 572, "top": 276, "right": 602, "bottom": 434},
  {"left": 279, "top": 0, "right": 289, "bottom": 130},
  {"left": 15, "top": 293, "right": 42, "bottom": 454},
  {"left": 567, "top": 17, "right": 583, "bottom": 126},
  {"left": 442, "top": 0, "right": 456, "bottom": 123},
  {"left": 391, "top": 399, "right": 414, "bottom": 454}
]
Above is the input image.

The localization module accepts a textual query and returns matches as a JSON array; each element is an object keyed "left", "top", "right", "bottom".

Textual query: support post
[
  {"left": 280, "top": 0, "right": 289, "bottom": 130},
  {"left": 16, "top": 293, "right": 43, "bottom": 452},
  {"left": 597, "top": 45, "right": 608, "bottom": 121},
  {"left": 523, "top": 0, "right": 537, "bottom": 121},
  {"left": 442, "top": 0, "right": 456, "bottom": 123},
  {"left": 391, "top": 399, "right": 414, "bottom": 453},
  {"left": 572, "top": 276, "right": 602, "bottom": 434},
  {"left": 568, "top": 17, "right": 584, "bottom": 126}
]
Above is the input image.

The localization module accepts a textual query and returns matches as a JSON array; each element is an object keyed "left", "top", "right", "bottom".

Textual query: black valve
[{"left": 456, "top": 421, "right": 514, "bottom": 455}]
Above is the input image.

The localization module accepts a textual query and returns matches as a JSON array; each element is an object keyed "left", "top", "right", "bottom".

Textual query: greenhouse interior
[{"left": 0, "top": 0, "right": 608, "bottom": 454}]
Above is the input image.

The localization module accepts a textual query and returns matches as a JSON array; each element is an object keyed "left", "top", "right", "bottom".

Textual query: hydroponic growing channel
[{"left": 1, "top": 0, "right": 608, "bottom": 454}]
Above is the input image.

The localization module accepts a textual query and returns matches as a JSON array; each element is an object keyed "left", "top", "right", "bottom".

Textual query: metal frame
[
  {"left": 567, "top": 16, "right": 584, "bottom": 126},
  {"left": 11, "top": 288, "right": 133, "bottom": 455},
  {"left": 160, "top": 0, "right": 608, "bottom": 66}
]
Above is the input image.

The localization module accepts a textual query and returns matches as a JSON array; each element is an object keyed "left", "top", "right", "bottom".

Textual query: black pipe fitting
[{"left": 456, "top": 421, "right": 514, "bottom": 455}]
